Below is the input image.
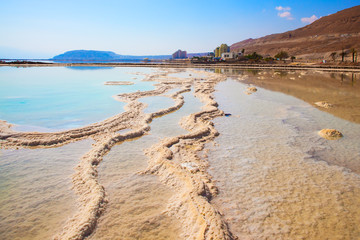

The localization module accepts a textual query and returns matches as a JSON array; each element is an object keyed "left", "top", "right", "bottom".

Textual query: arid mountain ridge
[{"left": 231, "top": 5, "right": 360, "bottom": 60}]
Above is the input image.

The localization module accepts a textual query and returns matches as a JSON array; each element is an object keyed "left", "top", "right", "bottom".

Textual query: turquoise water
[
  {"left": 140, "top": 96, "right": 175, "bottom": 114},
  {"left": 0, "top": 67, "right": 156, "bottom": 131}
]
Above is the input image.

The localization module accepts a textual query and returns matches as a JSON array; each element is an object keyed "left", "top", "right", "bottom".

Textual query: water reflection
[
  {"left": 214, "top": 69, "right": 360, "bottom": 123},
  {"left": 208, "top": 79, "right": 360, "bottom": 239}
]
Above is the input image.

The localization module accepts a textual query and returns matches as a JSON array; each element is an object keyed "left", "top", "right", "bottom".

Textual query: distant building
[
  {"left": 172, "top": 49, "right": 187, "bottom": 59},
  {"left": 221, "top": 52, "right": 236, "bottom": 60},
  {"left": 214, "top": 44, "right": 230, "bottom": 57},
  {"left": 214, "top": 47, "right": 220, "bottom": 58}
]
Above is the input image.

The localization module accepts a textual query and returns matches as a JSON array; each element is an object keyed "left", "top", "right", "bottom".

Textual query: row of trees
[
  {"left": 243, "top": 48, "right": 357, "bottom": 63},
  {"left": 243, "top": 51, "right": 296, "bottom": 63},
  {"left": 330, "top": 48, "right": 357, "bottom": 63}
]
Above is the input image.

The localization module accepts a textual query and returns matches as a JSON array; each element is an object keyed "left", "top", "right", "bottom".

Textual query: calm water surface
[
  {"left": 208, "top": 77, "right": 360, "bottom": 239},
  {"left": 0, "top": 67, "right": 156, "bottom": 131},
  {"left": 2, "top": 67, "right": 360, "bottom": 240},
  {"left": 90, "top": 91, "right": 204, "bottom": 239},
  {"left": 0, "top": 139, "right": 93, "bottom": 240}
]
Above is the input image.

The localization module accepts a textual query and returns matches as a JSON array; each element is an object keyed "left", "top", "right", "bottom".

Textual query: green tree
[
  {"left": 275, "top": 51, "right": 289, "bottom": 61},
  {"left": 351, "top": 48, "right": 357, "bottom": 63},
  {"left": 291, "top": 56, "right": 296, "bottom": 62},
  {"left": 245, "top": 52, "right": 263, "bottom": 62},
  {"left": 330, "top": 52, "right": 337, "bottom": 62},
  {"left": 340, "top": 49, "right": 347, "bottom": 62}
]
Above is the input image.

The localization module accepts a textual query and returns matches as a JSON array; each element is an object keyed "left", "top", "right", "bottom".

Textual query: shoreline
[{"left": 1, "top": 62, "right": 360, "bottom": 72}]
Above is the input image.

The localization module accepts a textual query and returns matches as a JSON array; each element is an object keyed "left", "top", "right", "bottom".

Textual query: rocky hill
[
  {"left": 51, "top": 50, "right": 171, "bottom": 61},
  {"left": 231, "top": 5, "right": 360, "bottom": 60}
]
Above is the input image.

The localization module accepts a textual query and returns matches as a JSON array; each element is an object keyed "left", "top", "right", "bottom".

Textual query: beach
[{"left": 1, "top": 66, "right": 360, "bottom": 239}]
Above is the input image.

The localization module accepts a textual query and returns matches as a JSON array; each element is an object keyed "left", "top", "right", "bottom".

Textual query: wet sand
[{"left": 1, "top": 67, "right": 360, "bottom": 239}]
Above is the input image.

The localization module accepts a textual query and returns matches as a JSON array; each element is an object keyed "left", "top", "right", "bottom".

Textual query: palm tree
[
  {"left": 340, "top": 49, "right": 347, "bottom": 62},
  {"left": 351, "top": 48, "right": 357, "bottom": 63},
  {"left": 330, "top": 52, "right": 337, "bottom": 62}
]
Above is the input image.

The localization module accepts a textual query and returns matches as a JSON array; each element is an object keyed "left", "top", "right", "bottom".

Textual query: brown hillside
[{"left": 231, "top": 5, "right": 360, "bottom": 60}]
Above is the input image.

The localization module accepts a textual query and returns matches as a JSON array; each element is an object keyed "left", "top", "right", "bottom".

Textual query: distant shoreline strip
[{"left": 1, "top": 62, "right": 360, "bottom": 72}]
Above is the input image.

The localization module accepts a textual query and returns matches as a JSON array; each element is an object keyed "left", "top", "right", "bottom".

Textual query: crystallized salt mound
[
  {"left": 245, "top": 86, "right": 258, "bottom": 95},
  {"left": 247, "top": 87, "right": 257, "bottom": 92},
  {"left": 318, "top": 129, "right": 343, "bottom": 140},
  {"left": 104, "top": 81, "right": 134, "bottom": 85},
  {"left": 315, "top": 101, "right": 333, "bottom": 109}
]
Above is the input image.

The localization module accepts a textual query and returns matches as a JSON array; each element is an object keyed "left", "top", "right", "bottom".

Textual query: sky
[{"left": 0, "top": 0, "right": 358, "bottom": 58}]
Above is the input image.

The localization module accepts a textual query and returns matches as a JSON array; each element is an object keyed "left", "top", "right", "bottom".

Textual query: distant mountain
[
  {"left": 231, "top": 5, "right": 360, "bottom": 59},
  {"left": 51, "top": 50, "right": 171, "bottom": 61}
]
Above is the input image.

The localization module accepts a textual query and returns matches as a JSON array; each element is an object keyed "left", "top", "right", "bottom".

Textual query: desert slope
[{"left": 231, "top": 5, "right": 360, "bottom": 59}]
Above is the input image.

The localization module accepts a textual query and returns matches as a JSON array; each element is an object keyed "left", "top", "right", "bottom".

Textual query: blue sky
[{"left": 0, "top": 0, "right": 358, "bottom": 58}]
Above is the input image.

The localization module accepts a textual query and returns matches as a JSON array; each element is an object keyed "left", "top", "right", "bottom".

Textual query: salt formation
[
  {"left": 0, "top": 69, "right": 235, "bottom": 240},
  {"left": 319, "top": 128, "right": 343, "bottom": 140},
  {"left": 315, "top": 101, "right": 333, "bottom": 109},
  {"left": 245, "top": 86, "right": 258, "bottom": 95}
]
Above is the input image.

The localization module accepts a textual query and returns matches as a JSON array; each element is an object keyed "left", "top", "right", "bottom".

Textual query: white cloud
[
  {"left": 275, "top": 6, "right": 291, "bottom": 11},
  {"left": 278, "top": 11, "right": 294, "bottom": 20},
  {"left": 301, "top": 15, "right": 318, "bottom": 24},
  {"left": 275, "top": 6, "right": 293, "bottom": 20}
]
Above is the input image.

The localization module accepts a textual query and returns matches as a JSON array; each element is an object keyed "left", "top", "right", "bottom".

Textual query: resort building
[
  {"left": 214, "top": 44, "right": 230, "bottom": 57},
  {"left": 215, "top": 47, "right": 220, "bottom": 58},
  {"left": 221, "top": 52, "right": 236, "bottom": 60},
  {"left": 172, "top": 49, "right": 187, "bottom": 59}
]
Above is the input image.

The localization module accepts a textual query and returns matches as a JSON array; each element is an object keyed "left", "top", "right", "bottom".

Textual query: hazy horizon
[{"left": 0, "top": 0, "right": 358, "bottom": 59}]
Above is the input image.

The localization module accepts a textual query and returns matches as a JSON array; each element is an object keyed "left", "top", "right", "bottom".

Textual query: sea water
[
  {"left": 0, "top": 66, "right": 156, "bottom": 131},
  {"left": 91, "top": 91, "right": 204, "bottom": 239},
  {"left": 2, "top": 66, "right": 360, "bottom": 240},
  {"left": 207, "top": 77, "right": 360, "bottom": 239},
  {"left": 0, "top": 139, "right": 94, "bottom": 240}
]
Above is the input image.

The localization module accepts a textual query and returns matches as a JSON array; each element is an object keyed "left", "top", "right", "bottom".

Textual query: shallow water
[
  {"left": 140, "top": 95, "right": 175, "bottom": 114},
  {"left": 234, "top": 69, "right": 360, "bottom": 124},
  {"left": 0, "top": 67, "right": 156, "bottom": 131},
  {"left": 167, "top": 68, "right": 207, "bottom": 79},
  {"left": 208, "top": 78, "right": 360, "bottom": 239},
  {"left": 2, "top": 66, "right": 360, "bottom": 240},
  {"left": 0, "top": 139, "right": 94, "bottom": 240},
  {"left": 91, "top": 91, "right": 203, "bottom": 239}
]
